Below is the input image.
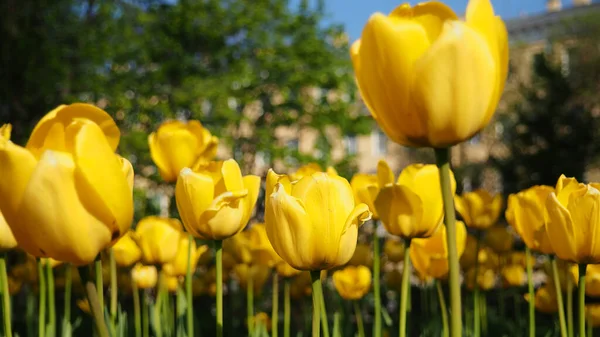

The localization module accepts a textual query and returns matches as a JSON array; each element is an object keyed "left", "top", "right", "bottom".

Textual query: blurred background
[{"left": 2, "top": 0, "right": 600, "bottom": 218}]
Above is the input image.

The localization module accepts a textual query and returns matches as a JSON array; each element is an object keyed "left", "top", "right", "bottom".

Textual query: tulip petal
[
  {"left": 0, "top": 139, "right": 37, "bottom": 227},
  {"left": 18, "top": 151, "right": 112, "bottom": 265},
  {"left": 148, "top": 132, "right": 173, "bottom": 181},
  {"left": 375, "top": 184, "right": 426, "bottom": 238},
  {"left": 221, "top": 159, "right": 244, "bottom": 192},
  {"left": 567, "top": 186, "right": 600, "bottom": 262},
  {"left": 377, "top": 160, "right": 394, "bottom": 187},
  {"left": 546, "top": 192, "right": 578, "bottom": 262},
  {"left": 175, "top": 169, "right": 215, "bottom": 238},
  {"left": 391, "top": 1, "right": 458, "bottom": 44},
  {"left": 412, "top": 21, "right": 495, "bottom": 147},
  {"left": 241, "top": 175, "right": 261, "bottom": 226},
  {"left": 201, "top": 190, "right": 248, "bottom": 240}
]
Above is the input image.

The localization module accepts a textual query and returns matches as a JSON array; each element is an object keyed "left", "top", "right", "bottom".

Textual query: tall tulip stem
[
  {"left": 46, "top": 260, "right": 56, "bottom": 337},
  {"left": 310, "top": 270, "right": 322, "bottom": 337},
  {"left": 247, "top": 274, "right": 254, "bottom": 334},
  {"left": 568, "top": 275, "right": 574, "bottom": 337},
  {"left": 399, "top": 239, "right": 411, "bottom": 337},
  {"left": 185, "top": 234, "right": 194, "bottom": 337},
  {"left": 284, "top": 278, "right": 291, "bottom": 337},
  {"left": 142, "top": 290, "right": 149, "bottom": 337},
  {"left": 153, "top": 271, "right": 164, "bottom": 337},
  {"left": 354, "top": 301, "right": 365, "bottom": 337},
  {"left": 319, "top": 281, "right": 330, "bottom": 337},
  {"left": 38, "top": 260, "right": 46, "bottom": 337},
  {"left": 77, "top": 265, "right": 109, "bottom": 337},
  {"left": 473, "top": 238, "right": 481, "bottom": 337},
  {"left": 550, "top": 256, "right": 568, "bottom": 337},
  {"left": 525, "top": 247, "right": 535, "bottom": 337},
  {"left": 95, "top": 259, "right": 104, "bottom": 310},
  {"left": 109, "top": 248, "right": 118, "bottom": 332},
  {"left": 373, "top": 221, "right": 382, "bottom": 337},
  {"left": 215, "top": 240, "right": 223, "bottom": 337},
  {"left": 272, "top": 273, "right": 279, "bottom": 337},
  {"left": 64, "top": 264, "right": 72, "bottom": 337},
  {"left": 0, "top": 254, "right": 12, "bottom": 337},
  {"left": 132, "top": 279, "right": 142, "bottom": 337},
  {"left": 579, "top": 264, "right": 587, "bottom": 337},
  {"left": 437, "top": 280, "right": 449, "bottom": 337},
  {"left": 434, "top": 147, "right": 462, "bottom": 337}
]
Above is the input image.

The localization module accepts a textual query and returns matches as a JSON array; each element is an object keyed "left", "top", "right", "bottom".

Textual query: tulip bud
[
  {"left": 132, "top": 216, "right": 182, "bottom": 265},
  {"left": 455, "top": 189, "right": 503, "bottom": 230},
  {"left": 332, "top": 265, "right": 372, "bottom": 300}
]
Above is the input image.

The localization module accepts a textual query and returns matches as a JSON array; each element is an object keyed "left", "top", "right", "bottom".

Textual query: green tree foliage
[
  {"left": 491, "top": 54, "right": 600, "bottom": 194},
  {"left": 0, "top": 0, "right": 371, "bottom": 176}
]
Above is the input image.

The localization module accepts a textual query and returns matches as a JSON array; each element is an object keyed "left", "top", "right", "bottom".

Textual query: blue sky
[{"left": 326, "top": 0, "right": 548, "bottom": 40}]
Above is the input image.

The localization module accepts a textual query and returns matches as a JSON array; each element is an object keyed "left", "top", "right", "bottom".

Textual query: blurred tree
[
  {"left": 0, "top": 0, "right": 371, "bottom": 177},
  {"left": 491, "top": 54, "right": 600, "bottom": 194}
]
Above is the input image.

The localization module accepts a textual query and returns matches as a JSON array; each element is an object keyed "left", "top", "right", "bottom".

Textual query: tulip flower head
[
  {"left": 148, "top": 120, "right": 218, "bottom": 182},
  {"left": 0, "top": 125, "right": 17, "bottom": 251},
  {"left": 131, "top": 264, "right": 158, "bottom": 289},
  {"left": 410, "top": 222, "right": 467, "bottom": 280},
  {"left": 455, "top": 189, "right": 503, "bottom": 230},
  {"left": 265, "top": 169, "right": 372, "bottom": 270},
  {"left": 0, "top": 104, "right": 134, "bottom": 265},
  {"left": 112, "top": 231, "right": 142, "bottom": 268},
  {"left": 132, "top": 216, "right": 182, "bottom": 265},
  {"left": 375, "top": 164, "right": 456, "bottom": 239},
  {"left": 506, "top": 185, "right": 554, "bottom": 253},
  {"left": 586, "top": 304, "right": 600, "bottom": 327},
  {"left": 545, "top": 175, "right": 600, "bottom": 264},
  {"left": 526, "top": 284, "right": 559, "bottom": 314},
  {"left": 234, "top": 263, "right": 271, "bottom": 296},
  {"left": 501, "top": 264, "right": 525, "bottom": 287},
  {"left": 176, "top": 159, "right": 261, "bottom": 240},
  {"left": 289, "top": 163, "right": 338, "bottom": 181},
  {"left": 163, "top": 235, "right": 209, "bottom": 277},
  {"left": 585, "top": 264, "right": 600, "bottom": 297},
  {"left": 384, "top": 238, "right": 405, "bottom": 263},
  {"left": 350, "top": 160, "right": 395, "bottom": 219},
  {"left": 332, "top": 265, "right": 372, "bottom": 300},
  {"left": 483, "top": 226, "right": 514, "bottom": 253},
  {"left": 351, "top": 0, "right": 508, "bottom": 148}
]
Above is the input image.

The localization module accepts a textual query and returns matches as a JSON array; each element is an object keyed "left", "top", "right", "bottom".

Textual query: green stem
[
  {"left": 38, "top": 260, "right": 46, "bottom": 337},
  {"left": 588, "top": 317, "right": 593, "bottom": 337},
  {"left": 77, "top": 265, "right": 109, "bottom": 337},
  {"left": 550, "top": 256, "right": 568, "bottom": 337},
  {"left": 474, "top": 238, "right": 481, "bottom": 337},
  {"left": 481, "top": 292, "right": 488, "bottom": 336},
  {"left": 525, "top": 247, "right": 535, "bottom": 337},
  {"left": 434, "top": 147, "right": 462, "bottom": 337},
  {"left": 319, "top": 279, "right": 330, "bottom": 337},
  {"left": 142, "top": 290, "right": 149, "bottom": 337},
  {"left": 399, "top": 239, "right": 411, "bottom": 337},
  {"left": 373, "top": 222, "right": 382, "bottom": 337},
  {"left": 248, "top": 274, "right": 254, "bottom": 334},
  {"left": 272, "top": 273, "right": 279, "bottom": 337},
  {"left": 333, "top": 311, "right": 341, "bottom": 337},
  {"left": 154, "top": 271, "right": 164, "bottom": 337},
  {"left": 310, "top": 271, "right": 322, "bottom": 337},
  {"left": 109, "top": 249, "right": 117, "bottom": 332},
  {"left": 284, "top": 279, "right": 291, "bottom": 337},
  {"left": 132, "top": 279, "right": 141, "bottom": 337},
  {"left": 568, "top": 274, "right": 574, "bottom": 337},
  {"left": 64, "top": 264, "right": 72, "bottom": 337},
  {"left": 46, "top": 260, "right": 56, "bottom": 337},
  {"left": 186, "top": 234, "right": 194, "bottom": 337},
  {"left": 579, "top": 264, "right": 587, "bottom": 337},
  {"left": 437, "top": 281, "right": 449, "bottom": 337},
  {"left": 354, "top": 301, "right": 365, "bottom": 337},
  {"left": 215, "top": 240, "right": 223, "bottom": 337},
  {"left": 0, "top": 255, "right": 12, "bottom": 337},
  {"left": 95, "top": 259, "right": 104, "bottom": 311}
]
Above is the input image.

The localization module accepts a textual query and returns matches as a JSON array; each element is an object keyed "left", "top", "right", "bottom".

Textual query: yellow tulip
[
  {"left": 275, "top": 260, "right": 302, "bottom": 278},
  {"left": 112, "top": 231, "right": 142, "bottom": 268},
  {"left": 234, "top": 264, "right": 271, "bottom": 296},
  {"left": 465, "top": 267, "right": 496, "bottom": 291},
  {"left": 289, "top": 163, "right": 338, "bottom": 181},
  {"left": 176, "top": 159, "right": 261, "bottom": 240},
  {"left": 410, "top": 222, "right": 467, "bottom": 279},
  {"left": 501, "top": 264, "right": 525, "bottom": 287},
  {"left": 0, "top": 210, "right": 16, "bottom": 251},
  {"left": 455, "top": 189, "right": 502, "bottom": 230},
  {"left": 347, "top": 243, "right": 373, "bottom": 268},
  {"left": 545, "top": 175, "right": 600, "bottom": 264},
  {"left": 351, "top": 0, "right": 508, "bottom": 148},
  {"left": 332, "top": 265, "right": 372, "bottom": 300},
  {"left": 384, "top": 238, "right": 405, "bottom": 263},
  {"left": 265, "top": 169, "right": 371, "bottom": 270},
  {"left": 245, "top": 223, "right": 281, "bottom": 267},
  {"left": 350, "top": 160, "right": 395, "bottom": 219},
  {"left": 148, "top": 120, "right": 218, "bottom": 182},
  {"left": 374, "top": 164, "right": 456, "bottom": 239},
  {"left": 132, "top": 216, "right": 182, "bottom": 265},
  {"left": 0, "top": 104, "right": 133, "bottom": 265},
  {"left": 585, "top": 264, "right": 600, "bottom": 297},
  {"left": 526, "top": 284, "right": 558, "bottom": 314},
  {"left": 41, "top": 258, "right": 64, "bottom": 269},
  {"left": 586, "top": 304, "right": 600, "bottom": 327},
  {"left": 163, "top": 236, "right": 209, "bottom": 277},
  {"left": 165, "top": 274, "right": 180, "bottom": 293},
  {"left": 483, "top": 226, "right": 514, "bottom": 253},
  {"left": 131, "top": 264, "right": 158, "bottom": 289},
  {"left": 249, "top": 312, "right": 271, "bottom": 332},
  {"left": 506, "top": 185, "right": 554, "bottom": 253}
]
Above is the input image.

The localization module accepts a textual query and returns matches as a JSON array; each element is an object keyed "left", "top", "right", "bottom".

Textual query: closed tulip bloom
[
  {"left": 148, "top": 120, "right": 218, "bottom": 182},
  {"left": 375, "top": 164, "right": 456, "bottom": 239},
  {"left": 0, "top": 104, "right": 133, "bottom": 265},
  {"left": 132, "top": 216, "right": 182, "bottom": 265},
  {"left": 526, "top": 284, "right": 558, "bottom": 314},
  {"left": 0, "top": 211, "right": 16, "bottom": 251},
  {"left": 465, "top": 267, "right": 496, "bottom": 291},
  {"left": 290, "top": 163, "right": 338, "bottom": 181},
  {"left": 483, "top": 226, "right": 514, "bottom": 253},
  {"left": 384, "top": 238, "right": 405, "bottom": 263},
  {"left": 506, "top": 185, "right": 554, "bottom": 253},
  {"left": 131, "top": 264, "right": 158, "bottom": 289},
  {"left": 586, "top": 304, "right": 600, "bottom": 327},
  {"left": 455, "top": 189, "right": 503, "bottom": 230},
  {"left": 350, "top": 160, "right": 395, "bottom": 219},
  {"left": 176, "top": 159, "right": 261, "bottom": 240},
  {"left": 112, "top": 231, "right": 142, "bottom": 268},
  {"left": 501, "top": 264, "right": 525, "bottom": 287},
  {"left": 410, "top": 221, "right": 467, "bottom": 279},
  {"left": 351, "top": 0, "right": 508, "bottom": 148},
  {"left": 332, "top": 265, "right": 372, "bottom": 300},
  {"left": 545, "top": 175, "right": 600, "bottom": 263},
  {"left": 165, "top": 274, "right": 180, "bottom": 293},
  {"left": 265, "top": 170, "right": 371, "bottom": 270},
  {"left": 163, "top": 236, "right": 209, "bottom": 277},
  {"left": 585, "top": 265, "right": 600, "bottom": 297},
  {"left": 234, "top": 264, "right": 271, "bottom": 296}
]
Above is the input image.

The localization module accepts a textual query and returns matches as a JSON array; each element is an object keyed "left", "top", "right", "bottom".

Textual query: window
[
  {"left": 372, "top": 129, "right": 387, "bottom": 155},
  {"left": 344, "top": 135, "right": 357, "bottom": 155}
]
